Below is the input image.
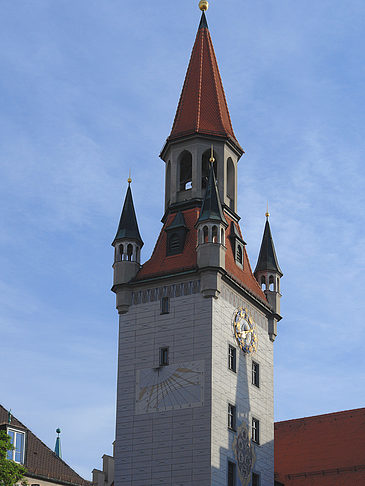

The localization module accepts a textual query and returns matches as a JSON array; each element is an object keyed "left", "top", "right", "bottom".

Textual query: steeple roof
[
  {"left": 113, "top": 183, "right": 143, "bottom": 246},
  {"left": 254, "top": 219, "right": 282, "bottom": 276},
  {"left": 197, "top": 162, "right": 227, "bottom": 224},
  {"left": 167, "top": 12, "right": 241, "bottom": 151},
  {"left": 54, "top": 428, "right": 62, "bottom": 458}
]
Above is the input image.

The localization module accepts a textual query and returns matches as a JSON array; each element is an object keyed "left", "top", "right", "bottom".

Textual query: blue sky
[{"left": 1, "top": 0, "right": 365, "bottom": 479}]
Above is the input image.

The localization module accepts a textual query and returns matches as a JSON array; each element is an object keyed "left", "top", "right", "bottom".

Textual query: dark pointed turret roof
[
  {"left": 113, "top": 184, "right": 143, "bottom": 246},
  {"left": 166, "top": 12, "right": 242, "bottom": 152},
  {"left": 254, "top": 219, "right": 282, "bottom": 276},
  {"left": 197, "top": 163, "right": 227, "bottom": 225}
]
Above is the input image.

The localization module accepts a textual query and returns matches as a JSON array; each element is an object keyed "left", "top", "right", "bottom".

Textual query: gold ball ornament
[{"left": 199, "top": 0, "right": 209, "bottom": 11}]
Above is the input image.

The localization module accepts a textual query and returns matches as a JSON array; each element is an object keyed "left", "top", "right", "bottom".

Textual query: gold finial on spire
[
  {"left": 199, "top": 0, "right": 209, "bottom": 11},
  {"left": 265, "top": 201, "right": 270, "bottom": 220},
  {"left": 127, "top": 169, "right": 132, "bottom": 184},
  {"left": 209, "top": 144, "right": 215, "bottom": 163}
]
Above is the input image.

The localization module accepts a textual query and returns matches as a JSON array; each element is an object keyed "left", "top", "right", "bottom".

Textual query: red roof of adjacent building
[
  {"left": 275, "top": 408, "right": 365, "bottom": 485},
  {"left": 135, "top": 208, "right": 267, "bottom": 304},
  {"left": 0, "top": 405, "right": 90, "bottom": 486},
  {"left": 167, "top": 12, "right": 241, "bottom": 150}
]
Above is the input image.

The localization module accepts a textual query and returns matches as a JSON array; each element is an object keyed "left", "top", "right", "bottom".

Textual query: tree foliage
[{"left": 0, "top": 431, "right": 26, "bottom": 486}]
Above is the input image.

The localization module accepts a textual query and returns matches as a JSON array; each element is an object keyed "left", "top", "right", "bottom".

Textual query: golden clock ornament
[{"left": 233, "top": 307, "right": 258, "bottom": 354}]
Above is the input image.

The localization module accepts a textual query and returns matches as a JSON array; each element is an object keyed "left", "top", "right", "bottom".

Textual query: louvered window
[
  {"left": 169, "top": 234, "right": 180, "bottom": 253},
  {"left": 236, "top": 244, "right": 243, "bottom": 264}
]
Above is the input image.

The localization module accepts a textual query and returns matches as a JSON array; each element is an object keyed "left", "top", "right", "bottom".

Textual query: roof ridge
[
  {"left": 196, "top": 28, "right": 204, "bottom": 133},
  {"left": 275, "top": 407, "right": 365, "bottom": 426},
  {"left": 206, "top": 29, "right": 234, "bottom": 137}
]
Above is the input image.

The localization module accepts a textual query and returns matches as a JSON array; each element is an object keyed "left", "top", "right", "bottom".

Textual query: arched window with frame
[
  {"left": 261, "top": 275, "right": 266, "bottom": 290},
  {"left": 127, "top": 244, "right": 133, "bottom": 261},
  {"left": 166, "top": 161, "right": 171, "bottom": 206},
  {"left": 203, "top": 225, "right": 209, "bottom": 243},
  {"left": 227, "top": 158, "right": 235, "bottom": 210},
  {"left": 212, "top": 225, "right": 218, "bottom": 243},
  {"left": 119, "top": 244, "right": 124, "bottom": 261}
]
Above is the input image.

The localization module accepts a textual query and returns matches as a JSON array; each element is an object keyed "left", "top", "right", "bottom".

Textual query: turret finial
[
  {"left": 199, "top": 0, "right": 209, "bottom": 11},
  {"left": 54, "top": 428, "right": 62, "bottom": 459},
  {"left": 127, "top": 169, "right": 132, "bottom": 185},
  {"left": 209, "top": 144, "right": 215, "bottom": 163},
  {"left": 265, "top": 201, "right": 270, "bottom": 220}
]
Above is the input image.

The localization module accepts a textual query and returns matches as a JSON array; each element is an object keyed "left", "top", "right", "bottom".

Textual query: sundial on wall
[{"left": 135, "top": 360, "right": 204, "bottom": 414}]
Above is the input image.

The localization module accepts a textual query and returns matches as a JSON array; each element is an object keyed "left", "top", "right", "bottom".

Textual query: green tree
[{"left": 0, "top": 431, "right": 26, "bottom": 486}]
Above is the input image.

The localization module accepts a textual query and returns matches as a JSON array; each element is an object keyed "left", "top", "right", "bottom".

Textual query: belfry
[{"left": 112, "top": 4, "right": 282, "bottom": 486}]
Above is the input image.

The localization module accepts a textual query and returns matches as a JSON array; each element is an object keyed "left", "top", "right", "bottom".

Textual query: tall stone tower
[{"left": 112, "top": 8, "right": 282, "bottom": 486}]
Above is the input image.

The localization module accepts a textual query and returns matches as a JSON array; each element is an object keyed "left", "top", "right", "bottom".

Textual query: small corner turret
[
  {"left": 196, "top": 156, "right": 228, "bottom": 298},
  {"left": 112, "top": 180, "right": 143, "bottom": 314},
  {"left": 254, "top": 211, "right": 283, "bottom": 340}
]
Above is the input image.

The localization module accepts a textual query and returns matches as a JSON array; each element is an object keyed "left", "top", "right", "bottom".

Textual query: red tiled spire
[{"left": 168, "top": 12, "right": 241, "bottom": 148}]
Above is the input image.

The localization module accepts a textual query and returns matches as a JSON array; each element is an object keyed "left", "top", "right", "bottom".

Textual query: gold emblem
[{"left": 233, "top": 307, "right": 258, "bottom": 354}]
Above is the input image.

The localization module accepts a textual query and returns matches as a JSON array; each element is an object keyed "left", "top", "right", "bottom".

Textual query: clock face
[
  {"left": 135, "top": 360, "right": 204, "bottom": 414},
  {"left": 233, "top": 307, "right": 258, "bottom": 354}
]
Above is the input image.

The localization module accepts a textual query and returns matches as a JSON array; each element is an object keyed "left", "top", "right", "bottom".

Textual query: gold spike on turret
[
  {"left": 266, "top": 201, "right": 270, "bottom": 220},
  {"left": 209, "top": 144, "right": 215, "bottom": 163}
]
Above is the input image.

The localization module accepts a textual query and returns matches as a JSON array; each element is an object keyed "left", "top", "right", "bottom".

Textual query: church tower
[{"left": 113, "top": 6, "right": 282, "bottom": 486}]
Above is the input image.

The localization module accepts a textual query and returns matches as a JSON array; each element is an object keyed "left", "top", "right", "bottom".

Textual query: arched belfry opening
[
  {"left": 202, "top": 149, "right": 217, "bottom": 189},
  {"left": 227, "top": 157, "right": 235, "bottom": 210},
  {"left": 165, "top": 161, "right": 171, "bottom": 207},
  {"left": 179, "top": 150, "right": 192, "bottom": 191}
]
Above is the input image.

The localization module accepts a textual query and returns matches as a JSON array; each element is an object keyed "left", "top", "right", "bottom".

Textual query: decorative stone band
[{"left": 131, "top": 280, "right": 201, "bottom": 306}]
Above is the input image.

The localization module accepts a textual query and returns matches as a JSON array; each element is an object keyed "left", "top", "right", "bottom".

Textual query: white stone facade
[
  {"left": 211, "top": 282, "right": 274, "bottom": 486},
  {"left": 115, "top": 277, "right": 274, "bottom": 486}
]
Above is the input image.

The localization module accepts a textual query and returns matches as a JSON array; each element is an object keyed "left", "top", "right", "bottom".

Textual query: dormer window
[
  {"left": 229, "top": 221, "right": 246, "bottom": 270},
  {"left": 165, "top": 212, "right": 188, "bottom": 256},
  {"left": 7, "top": 428, "right": 26, "bottom": 464}
]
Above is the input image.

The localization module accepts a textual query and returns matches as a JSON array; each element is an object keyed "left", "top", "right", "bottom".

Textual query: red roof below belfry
[{"left": 135, "top": 207, "right": 267, "bottom": 304}]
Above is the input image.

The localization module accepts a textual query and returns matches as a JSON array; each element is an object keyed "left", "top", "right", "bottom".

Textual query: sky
[{"left": 1, "top": 0, "right": 365, "bottom": 479}]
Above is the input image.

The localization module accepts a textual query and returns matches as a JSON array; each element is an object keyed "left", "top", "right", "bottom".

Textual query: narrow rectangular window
[
  {"left": 252, "top": 472, "right": 260, "bottom": 486},
  {"left": 7, "top": 428, "right": 25, "bottom": 464},
  {"left": 159, "top": 347, "right": 169, "bottom": 366},
  {"left": 160, "top": 296, "right": 169, "bottom": 314},
  {"left": 228, "top": 345, "right": 236, "bottom": 372},
  {"left": 228, "top": 460, "right": 236, "bottom": 486},
  {"left": 252, "top": 361, "right": 260, "bottom": 387},
  {"left": 228, "top": 404, "right": 236, "bottom": 431},
  {"left": 252, "top": 418, "right": 260, "bottom": 444}
]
